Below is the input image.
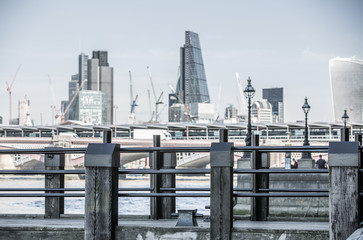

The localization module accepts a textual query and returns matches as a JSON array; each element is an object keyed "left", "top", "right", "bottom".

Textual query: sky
[{"left": 0, "top": 0, "right": 362, "bottom": 125}]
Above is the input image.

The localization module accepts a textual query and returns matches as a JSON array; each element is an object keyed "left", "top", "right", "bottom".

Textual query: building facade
[
  {"left": 78, "top": 53, "right": 88, "bottom": 90},
  {"left": 252, "top": 99, "right": 273, "bottom": 123},
  {"left": 87, "top": 51, "right": 114, "bottom": 124},
  {"left": 78, "top": 91, "right": 107, "bottom": 125},
  {"left": 262, "top": 87, "right": 284, "bottom": 123},
  {"left": 18, "top": 98, "right": 32, "bottom": 126},
  {"left": 169, "top": 31, "right": 212, "bottom": 122},
  {"left": 330, "top": 57, "right": 363, "bottom": 122}
]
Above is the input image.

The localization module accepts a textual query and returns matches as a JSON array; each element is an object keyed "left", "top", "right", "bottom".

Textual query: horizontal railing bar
[
  {"left": 0, "top": 188, "right": 153, "bottom": 192},
  {"left": 0, "top": 170, "right": 85, "bottom": 174},
  {"left": 160, "top": 188, "right": 210, "bottom": 191},
  {"left": 233, "top": 169, "right": 329, "bottom": 174},
  {"left": 233, "top": 193, "right": 329, "bottom": 197},
  {"left": 118, "top": 169, "right": 210, "bottom": 174},
  {"left": 119, "top": 193, "right": 210, "bottom": 197},
  {"left": 120, "top": 147, "right": 211, "bottom": 153},
  {"left": 0, "top": 148, "right": 87, "bottom": 154},
  {"left": 0, "top": 193, "right": 85, "bottom": 197},
  {"left": 258, "top": 188, "right": 329, "bottom": 192}
]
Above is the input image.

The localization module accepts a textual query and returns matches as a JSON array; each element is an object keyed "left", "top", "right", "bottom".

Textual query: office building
[
  {"left": 18, "top": 98, "right": 32, "bottom": 126},
  {"left": 169, "top": 31, "right": 213, "bottom": 122},
  {"left": 88, "top": 51, "right": 114, "bottom": 124},
  {"left": 330, "top": 57, "right": 363, "bottom": 122},
  {"left": 78, "top": 91, "right": 107, "bottom": 125},
  {"left": 262, "top": 88, "right": 284, "bottom": 123},
  {"left": 78, "top": 53, "right": 88, "bottom": 90},
  {"left": 252, "top": 99, "right": 273, "bottom": 123}
]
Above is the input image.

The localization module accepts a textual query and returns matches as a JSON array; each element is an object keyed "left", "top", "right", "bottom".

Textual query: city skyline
[{"left": 0, "top": 1, "right": 362, "bottom": 125}]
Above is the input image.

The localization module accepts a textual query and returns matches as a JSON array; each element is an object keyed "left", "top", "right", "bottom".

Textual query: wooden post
[
  {"left": 329, "top": 142, "right": 360, "bottom": 240},
  {"left": 84, "top": 143, "right": 120, "bottom": 240},
  {"left": 150, "top": 135, "right": 162, "bottom": 219},
  {"left": 44, "top": 148, "right": 65, "bottom": 218},
  {"left": 160, "top": 152, "right": 176, "bottom": 218},
  {"left": 210, "top": 142, "right": 234, "bottom": 240}
]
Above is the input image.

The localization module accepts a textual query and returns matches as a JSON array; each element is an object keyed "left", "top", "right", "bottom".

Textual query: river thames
[{"left": 0, "top": 175, "right": 213, "bottom": 216}]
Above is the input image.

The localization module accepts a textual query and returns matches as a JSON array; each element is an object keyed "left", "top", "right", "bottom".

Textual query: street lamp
[
  {"left": 341, "top": 109, "right": 349, "bottom": 141},
  {"left": 302, "top": 97, "right": 311, "bottom": 158},
  {"left": 244, "top": 77, "right": 255, "bottom": 147}
]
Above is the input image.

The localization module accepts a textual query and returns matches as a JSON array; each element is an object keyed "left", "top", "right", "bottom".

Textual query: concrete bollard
[
  {"left": 84, "top": 143, "right": 120, "bottom": 240},
  {"left": 44, "top": 148, "right": 65, "bottom": 218},
  {"left": 210, "top": 142, "right": 234, "bottom": 240},
  {"left": 329, "top": 142, "right": 360, "bottom": 240}
]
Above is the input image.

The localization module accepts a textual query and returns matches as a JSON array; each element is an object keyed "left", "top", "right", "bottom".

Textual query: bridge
[{"left": 0, "top": 135, "right": 333, "bottom": 170}]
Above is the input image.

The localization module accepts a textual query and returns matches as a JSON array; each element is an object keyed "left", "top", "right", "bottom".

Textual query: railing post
[
  {"left": 160, "top": 152, "right": 176, "bottom": 218},
  {"left": 251, "top": 135, "right": 269, "bottom": 221},
  {"left": 84, "top": 143, "right": 120, "bottom": 240},
  {"left": 150, "top": 135, "right": 162, "bottom": 219},
  {"left": 219, "top": 129, "right": 228, "bottom": 143},
  {"left": 44, "top": 147, "right": 64, "bottom": 218},
  {"left": 328, "top": 142, "right": 360, "bottom": 240},
  {"left": 210, "top": 142, "right": 234, "bottom": 240}
]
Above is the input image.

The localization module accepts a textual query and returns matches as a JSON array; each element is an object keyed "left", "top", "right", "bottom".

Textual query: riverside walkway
[{"left": 0, "top": 216, "right": 329, "bottom": 240}]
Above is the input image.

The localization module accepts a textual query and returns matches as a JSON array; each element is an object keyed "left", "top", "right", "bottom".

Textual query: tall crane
[
  {"left": 128, "top": 71, "right": 139, "bottom": 124},
  {"left": 147, "top": 66, "right": 164, "bottom": 122},
  {"left": 55, "top": 79, "right": 86, "bottom": 123},
  {"left": 5, "top": 64, "right": 22, "bottom": 125},
  {"left": 48, "top": 74, "right": 59, "bottom": 125}
]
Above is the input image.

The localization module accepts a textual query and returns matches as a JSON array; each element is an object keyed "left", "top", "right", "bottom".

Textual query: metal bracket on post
[
  {"left": 44, "top": 147, "right": 65, "bottom": 218},
  {"left": 210, "top": 142, "right": 234, "bottom": 240},
  {"left": 84, "top": 143, "right": 120, "bottom": 240},
  {"left": 175, "top": 209, "right": 199, "bottom": 226}
]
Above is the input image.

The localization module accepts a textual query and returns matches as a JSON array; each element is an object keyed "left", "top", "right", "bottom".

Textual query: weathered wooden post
[
  {"left": 160, "top": 152, "right": 176, "bottom": 218},
  {"left": 251, "top": 135, "right": 269, "bottom": 221},
  {"left": 84, "top": 143, "right": 120, "bottom": 240},
  {"left": 210, "top": 142, "right": 234, "bottom": 240},
  {"left": 329, "top": 141, "right": 360, "bottom": 240},
  {"left": 44, "top": 147, "right": 65, "bottom": 218},
  {"left": 150, "top": 135, "right": 162, "bottom": 219}
]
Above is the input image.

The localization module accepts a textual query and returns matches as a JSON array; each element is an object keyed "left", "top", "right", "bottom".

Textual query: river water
[{"left": 0, "top": 175, "right": 211, "bottom": 216}]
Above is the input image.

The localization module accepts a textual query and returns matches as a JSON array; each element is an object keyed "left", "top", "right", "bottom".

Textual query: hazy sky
[{"left": 0, "top": 0, "right": 362, "bottom": 125}]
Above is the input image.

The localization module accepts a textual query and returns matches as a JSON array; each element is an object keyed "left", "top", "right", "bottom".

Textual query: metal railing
[{"left": 0, "top": 130, "right": 361, "bottom": 239}]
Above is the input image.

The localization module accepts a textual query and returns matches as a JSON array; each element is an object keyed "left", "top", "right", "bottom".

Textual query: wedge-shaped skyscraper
[
  {"left": 329, "top": 57, "right": 363, "bottom": 122},
  {"left": 176, "top": 31, "right": 210, "bottom": 104}
]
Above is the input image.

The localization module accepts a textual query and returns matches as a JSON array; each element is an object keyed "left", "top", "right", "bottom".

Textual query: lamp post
[
  {"left": 302, "top": 97, "right": 311, "bottom": 158},
  {"left": 341, "top": 109, "right": 349, "bottom": 141},
  {"left": 244, "top": 77, "right": 255, "bottom": 147}
]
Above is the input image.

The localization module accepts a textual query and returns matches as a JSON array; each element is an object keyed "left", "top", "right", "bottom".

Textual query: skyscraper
[
  {"left": 329, "top": 57, "right": 363, "bottom": 122},
  {"left": 18, "top": 98, "right": 32, "bottom": 126},
  {"left": 169, "top": 31, "right": 213, "bottom": 122},
  {"left": 87, "top": 51, "right": 114, "bottom": 124},
  {"left": 78, "top": 53, "right": 88, "bottom": 90},
  {"left": 176, "top": 31, "right": 210, "bottom": 104},
  {"left": 262, "top": 88, "right": 284, "bottom": 123}
]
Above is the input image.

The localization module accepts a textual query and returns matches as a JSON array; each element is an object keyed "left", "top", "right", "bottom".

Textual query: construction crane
[
  {"left": 5, "top": 64, "right": 22, "bottom": 125},
  {"left": 55, "top": 79, "right": 86, "bottom": 123},
  {"left": 48, "top": 75, "right": 59, "bottom": 125},
  {"left": 128, "top": 71, "right": 139, "bottom": 124},
  {"left": 235, "top": 72, "right": 247, "bottom": 115},
  {"left": 147, "top": 66, "right": 164, "bottom": 122}
]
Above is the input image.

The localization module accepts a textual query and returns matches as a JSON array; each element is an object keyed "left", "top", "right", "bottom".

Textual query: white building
[
  {"left": 251, "top": 99, "right": 272, "bottom": 123},
  {"left": 18, "top": 98, "right": 32, "bottom": 126}
]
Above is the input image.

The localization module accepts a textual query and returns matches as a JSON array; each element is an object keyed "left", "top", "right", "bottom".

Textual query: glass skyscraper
[
  {"left": 176, "top": 31, "right": 210, "bottom": 104},
  {"left": 329, "top": 57, "right": 363, "bottom": 122}
]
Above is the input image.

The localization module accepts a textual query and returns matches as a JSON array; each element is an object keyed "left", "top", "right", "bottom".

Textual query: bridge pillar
[
  {"left": 329, "top": 141, "right": 360, "bottom": 240},
  {"left": 210, "top": 142, "right": 234, "bottom": 240},
  {"left": 44, "top": 148, "right": 65, "bottom": 218},
  {"left": 84, "top": 143, "right": 120, "bottom": 240}
]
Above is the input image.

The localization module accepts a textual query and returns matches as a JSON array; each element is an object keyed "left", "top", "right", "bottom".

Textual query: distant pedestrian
[
  {"left": 291, "top": 158, "right": 298, "bottom": 169},
  {"left": 315, "top": 155, "right": 327, "bottom": 169}
]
